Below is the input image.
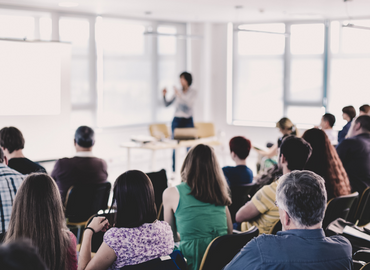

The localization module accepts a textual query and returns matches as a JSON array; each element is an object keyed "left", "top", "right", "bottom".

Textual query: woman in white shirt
[{"left": 163, "top": 72, "right": 197, "bottom": 172}]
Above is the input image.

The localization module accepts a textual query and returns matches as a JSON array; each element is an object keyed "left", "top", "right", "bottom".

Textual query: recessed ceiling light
[{"left": 58, "top": 2, "right": 79, "bottom": 7}]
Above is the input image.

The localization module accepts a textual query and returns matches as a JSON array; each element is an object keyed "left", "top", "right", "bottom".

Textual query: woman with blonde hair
[
  {"left": 4, "top": 173, "right": 77, "bottom": 270},
  {"left": 163, "top": 144, "right": 233, "bottom": 270},
  {"left": 256, "top": 117, "right": 298, "bottom": 159}
]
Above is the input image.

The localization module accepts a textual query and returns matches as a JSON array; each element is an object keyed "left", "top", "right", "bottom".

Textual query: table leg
[{"left": 151, "top": 150, "right": 156, "bottom": 171}]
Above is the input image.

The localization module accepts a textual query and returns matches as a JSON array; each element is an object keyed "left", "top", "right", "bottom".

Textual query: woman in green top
[{"left": 163, "top": 144, "right": 233, "bottom": 270}]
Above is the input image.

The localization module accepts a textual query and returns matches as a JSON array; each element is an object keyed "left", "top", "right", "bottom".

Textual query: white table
[{"left": 120, "top": 138, "right": 221, "bottom": 180}]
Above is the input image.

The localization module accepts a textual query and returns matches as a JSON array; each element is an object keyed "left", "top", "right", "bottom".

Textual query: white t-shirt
[{"left": 324, "top": 128, "right": 338, "bottom": 145}]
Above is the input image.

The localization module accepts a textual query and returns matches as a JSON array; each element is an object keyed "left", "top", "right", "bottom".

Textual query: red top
[{"left": 67, "top": 231, "right": 78, "bottom": 270}]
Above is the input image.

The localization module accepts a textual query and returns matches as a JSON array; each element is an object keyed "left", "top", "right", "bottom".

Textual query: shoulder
[
  {"left": 326, "top": 235, "right": 352, "bottom": 252},
  {"left": 222, "top": 166, "right": 233, "bottom": 173},
  {"left": 163, "top": 186, "right": 179, "bottom": 203},
  {"left": 103, "top": 227, "right": 128, "bottom": 247}
]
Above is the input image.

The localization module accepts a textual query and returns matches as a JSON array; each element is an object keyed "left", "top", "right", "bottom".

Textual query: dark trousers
[{"left": 171, "top": 117, "right": 194, "bottom": 172}]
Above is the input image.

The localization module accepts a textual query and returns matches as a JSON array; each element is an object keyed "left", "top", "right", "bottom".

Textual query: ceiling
[{"left": 0, "top": 0, "right": 369, "bottom": 23}]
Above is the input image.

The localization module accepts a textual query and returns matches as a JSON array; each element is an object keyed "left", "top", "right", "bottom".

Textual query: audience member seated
[
  {"left": 236, "top": 136, "right": 312, "bottom": 235},
  {"left": 224, "top": 170, "right": 352, "bottom": 270},
  {"left": 163, "top": 144, "right": 233, "bottom": 270},
  {"left": 222, "top": 136, "right": 253, "bottom": 186},
  {"left": 302, "top": 128, "right": 351, "bottom": 200},
  {"left": 51, "top": 126, "right": 108, "bottom": 203},
  {"left": 78, "top": 170, "right": 174, "bottom": 270},
  {"left": 0, "top": 239, "right": 48, "bottom": 270},
  {"left": 360, "top": 104, "right": 370, "bottom": 116},
  {"left": 5, "top": 173, "right": 77, "bottom": 270},
  {"left": 0, "top": 127, "right": 46, "bottom": 174},
  {"left": 4, "top": 173, "right": 77, "bottom": 270},
  {"left": 255, "top": 117, "right": 298, "bottom": 159},
  {"left": 319, "top": 113, "right": 338, "bottom": 145},
  {"left": 345, "top": 104, "right": 370, "bottom": 139},
  {"left": 338, "top": 105, "right": 356, "bottom": 144},
  {"left": 337, "top": 115, "right": 370, "bottom": 194},
  {"left": 0, "top": 148, "right": 25, "bottom": 237}
]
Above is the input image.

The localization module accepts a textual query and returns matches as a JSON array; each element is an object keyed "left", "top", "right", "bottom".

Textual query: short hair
[
  {"left": 75, "top": 126, "right": 95, "bottom": 148},
  {"left": 280, "top": 136, "right": 312, "bottom": 171},
  {"left": 276, "top": 170, "right": 327, "bottom": 228},
  {"left": 111, "top": 170, "right": 157, "bottom": 228},
  {"left": 355, "top": 115, "right": 370, "bottom": 132},
  {"left": 229, "top": 136, "right": 251, "bottom": 160},
  {"left": 0, "top": 127, "right": 25, "bottom": 154},
  {"left": 0, "top": 148, "right": 4, "bottom": 163},
  {"left": 322, "top": 113, "right": 336, "bottom": 127},
  {"left": 0, "top": 239, "right": 48, "bottom": 270},
  {"left": 342, "top": 106, "right": 356, "bottom": 120},
  {"left": 180, "top": 72, "right": 193, "bottom": 86},
  {"left": 359, "top": 104, "right": 370, "bottom": 114}
]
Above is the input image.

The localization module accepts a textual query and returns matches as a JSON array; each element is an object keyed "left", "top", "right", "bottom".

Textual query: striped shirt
[
  {"left": 0, "top": 163, "right": 25, "bottom": 233},
  {"left": 245, "top": 181, "right": 280, "bottom": 235}
]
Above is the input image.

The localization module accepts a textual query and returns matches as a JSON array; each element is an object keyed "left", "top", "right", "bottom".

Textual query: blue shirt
[
  {"left": 222, "top": 165, "right": 253, "bottom": 186},
  {"left": 224, "top": 229, "right": 352, "bottom": 270},
  {"left": 338, "top": 120, "right": 352, "bottom": 145}
]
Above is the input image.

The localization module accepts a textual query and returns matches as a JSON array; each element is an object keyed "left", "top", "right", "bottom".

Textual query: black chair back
[
  {"left": 65, "top": 182, "right": 111, "bottom": 223},
  {"left": 354, "top": 250, "right": 370, "bottom": 265},
  {"left": 322, "top": 192, "right": 359, "bottom": 229},
  {"left": 85, "top": 210, "right": 116, "bottom": 253},
  {"left": 354, "top": 187, "right": 370, "bottom": 227},
  {"left": 228, "top": 183, "right": 259, "bottom": 223},
  {"left": 120, "top": 250, "right": 186, "bottom": 270},
  {"left": 269, "top": 220, "right": 282, "bottom": 235},
  {"left": 199, "top": 226, "right": 259, "bottom": 270},
  {"left": 146, "top": 169, "right": 168, "bottom": 220}
]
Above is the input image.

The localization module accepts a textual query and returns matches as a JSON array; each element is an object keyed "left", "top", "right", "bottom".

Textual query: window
[
  {"left": 328, "top": 20, "right": 370, "bottom": 128},
  {"left": 231, "top": 22, "right": 327, "bottom": 126},
  {"left": 233, "top": 23, "right": 285, "bottom": 125},
  {"left": 96, "top": 18, "right": 152, "bottom": 127},
  {"left": 156, "top": 25, "right": 186, "bottom": 122}
]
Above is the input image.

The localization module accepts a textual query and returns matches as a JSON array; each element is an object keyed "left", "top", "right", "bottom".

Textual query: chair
[
  {"left": 84, "top": 209, "right": 117, "bottom": 253},
  {"left": 146, "top": 169, "right": 168, "bottom": 220},
  {"left": 354, "top": 260, "right": 367, "bottom": 270},
  {"left": 322, "top": 192, "right": 359, "bottom": 229},
  {"left": 354, "top": 187, "right": 370, "bottom": 227},
  {"left": 354, "top": 250, "right": 370, "bottom": 264},
  {"left": 120, "top": 250, "right": 187, "bottom": 270},
  {"left": 194, "top": 122, "right": 215, "bottom": 138},
  {"left": 198, "top": 226, "right": 259, "bottom": 270},
  {"left": 228, "top": 183, "right": 259, "bottom": 223},
  {"left": 64, "top": 182, "right": 111, "bottom": 242},
  {"left": 149, "top": 124, "right": 170, "bottom": 140},
  {"left": 361, "top": 262, "right": 370, "bottom": 270},
  {"left": 268, "top": 219, "right": 282, "bottom": 235}
]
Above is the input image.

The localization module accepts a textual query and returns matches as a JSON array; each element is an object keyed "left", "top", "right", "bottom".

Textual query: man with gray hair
[{"left": 224, "top": 170, "right": 352, "bottom": 270}]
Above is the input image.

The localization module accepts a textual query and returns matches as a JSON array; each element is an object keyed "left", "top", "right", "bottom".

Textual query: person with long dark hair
[
  {"left": 302, "top": 128, "right": 351, "bottom": 200},
  {"left": 163, "top": 72, "right": 197, "bottom": 172},
  {"left": 163, "top": 144, "right": 233, "bottom": 270},
  {"left": 78, "top": 170, "right": 174, "bottom": 270},
  {"left": 5, "top": 173, "right": 77, "bottom": 270}
]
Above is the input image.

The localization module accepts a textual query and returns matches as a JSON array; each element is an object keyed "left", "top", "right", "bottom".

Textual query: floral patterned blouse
[{"left": 103, "top": 220, "right": 174, "bottom": 269}]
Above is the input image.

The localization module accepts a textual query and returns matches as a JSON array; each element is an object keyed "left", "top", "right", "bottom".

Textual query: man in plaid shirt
[{"left": 0, "top": 148, "right": 25, "bottom": 236}]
